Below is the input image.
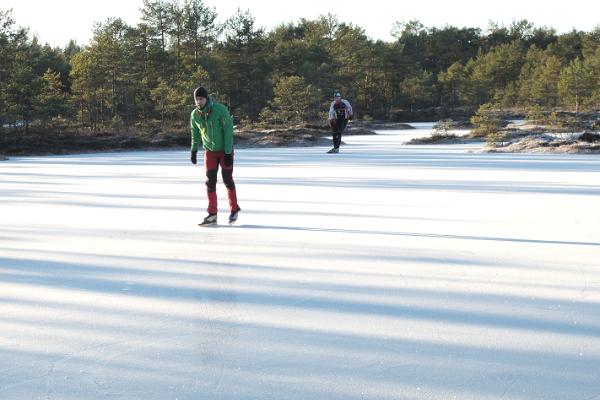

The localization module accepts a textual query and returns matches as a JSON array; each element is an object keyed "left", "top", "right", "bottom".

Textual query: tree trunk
[{"left": 80, "top": 101, "right": 84, "bottom": 128}]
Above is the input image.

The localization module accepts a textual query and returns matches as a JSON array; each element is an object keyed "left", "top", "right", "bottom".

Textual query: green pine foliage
[
  {"left": 1, "top": 4, "right": 600, "bottom": 139},
  {"left": 526, "top": 104, "right": 546, "bottom": 125},
  {"left": 470, "top": 103, "right": 502, "bottom": 137},
  {"left": 259, "top": 76, "right": 322, "bottom": 124}
]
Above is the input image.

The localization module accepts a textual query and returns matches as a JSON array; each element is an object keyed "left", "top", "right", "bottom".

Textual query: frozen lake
[{"left": 1, "top": 126, "right": 600, "bottom": 399}]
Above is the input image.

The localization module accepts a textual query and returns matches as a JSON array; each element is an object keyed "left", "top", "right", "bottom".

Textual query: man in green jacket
[{"left": 190, "top": 86, "right": 240, "bottom": 225}]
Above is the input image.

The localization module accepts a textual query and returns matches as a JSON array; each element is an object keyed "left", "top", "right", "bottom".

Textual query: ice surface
[{"left": 1, "top": 127, "right": 599, "bottom": 399}]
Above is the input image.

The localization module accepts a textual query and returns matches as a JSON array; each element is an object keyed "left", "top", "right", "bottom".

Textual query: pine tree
[
  {"left": 470, "top": 103, "right": 501, "bottom": 137},
  {"left": 558, "top": 58, "right": 594, "bottom": 114},
  {"left": 438, "top": 62, "right": 466, "bottom": 108},
  {"left": 216, "top": 8, "right": 270, "bottom": 120},
  {"left": 141, "top": 0, "right": 172, "bottom": 52},
  {"left": 182, "top": 0, "right": 219, "bottom": 68},
  {"left": 37, "top": 69, "right": 68, "bottom": 124},
  {"left": 399, "top": 70, "right": 435, "bottom": 112},
  {"left": 259, "top": 76, "right": 323, "bottom": 124}
]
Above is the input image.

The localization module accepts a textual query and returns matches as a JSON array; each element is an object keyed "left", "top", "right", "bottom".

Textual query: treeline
[{"left": 1, "top": 2, "right": 600, "bottom": 134}]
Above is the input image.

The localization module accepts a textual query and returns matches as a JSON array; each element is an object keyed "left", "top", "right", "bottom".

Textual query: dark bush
[{"left": 579, "top": 132, "right": 600, "bottom": 143}]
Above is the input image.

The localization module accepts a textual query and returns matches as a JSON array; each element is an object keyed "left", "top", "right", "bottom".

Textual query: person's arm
[
  {"left": 221, "top": 106, "right": 235, "bottom": 155},
  {"left": 343, "top": 100, "right": 353, "bottom": 119},
  {"left": 190, "top": 110, "right": 200, "bottom": 164},
  {"left": 328, "top": 101, "right": 336, "bottom": 120},
  {"left": 190, "top": 110, "right": 201, "bottom": 151}
]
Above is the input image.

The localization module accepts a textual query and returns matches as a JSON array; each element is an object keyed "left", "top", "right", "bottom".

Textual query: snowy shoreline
[
  {"left": 3, "top": 120, "right": 599, "bottom": 160},
  {"left": 0, "top": 121, "right": 413, "bottom": 158}
]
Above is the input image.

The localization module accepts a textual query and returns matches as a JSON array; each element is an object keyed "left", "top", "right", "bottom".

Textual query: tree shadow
[{"left": 2, "top": 250, "right": 600, "bottom": 399}]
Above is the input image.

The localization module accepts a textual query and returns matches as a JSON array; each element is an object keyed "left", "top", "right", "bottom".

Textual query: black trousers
[{"left": 331, "top": 117, "right": 348, "bottom": 148}]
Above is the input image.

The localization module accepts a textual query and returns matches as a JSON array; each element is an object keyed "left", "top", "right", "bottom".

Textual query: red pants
[{"left": 204, "top": 150, "right": 239, "bottom": 214}]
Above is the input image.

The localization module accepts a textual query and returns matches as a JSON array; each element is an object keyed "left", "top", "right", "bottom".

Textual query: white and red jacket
[{"left": 328, "top": 99, "right": 353, "bottom": 120}]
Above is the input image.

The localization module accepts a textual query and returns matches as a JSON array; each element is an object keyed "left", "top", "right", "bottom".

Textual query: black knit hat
[{"left": 193, "top": 86, "right": 208, "bottom": 99}]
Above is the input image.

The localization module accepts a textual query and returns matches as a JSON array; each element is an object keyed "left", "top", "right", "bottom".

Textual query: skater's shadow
[{"left": 237, "top": 224, "right": 600, "bottom": 247}]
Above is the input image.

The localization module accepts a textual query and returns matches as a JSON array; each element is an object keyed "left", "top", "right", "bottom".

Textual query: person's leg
[
  {"left": 333, "top": 126, "right": 341, "bottom": 149},
  {"left": 337, "top": 117, "right": 348, "bottom": 147},
  {"left": 340, "top": 118, "right": 348, "bottom": 133},
  {"left": 220, "top": 153, "right": 240, "bottom": 213},
  {"left": 204, "top": 151, "right": 219, "bottom": 214},
  {"left": 329, "top": 119, "right": 340, "bottom": 149}
]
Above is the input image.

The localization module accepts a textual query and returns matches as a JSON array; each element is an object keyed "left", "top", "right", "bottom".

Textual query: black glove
[
  {"left": 224, "top": 153, "right": 233, "bottom": 167},
  {"left": 191, "top": 150, "right": 197, "bottom": 165}
]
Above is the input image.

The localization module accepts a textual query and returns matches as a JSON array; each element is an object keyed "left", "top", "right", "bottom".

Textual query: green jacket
[{"left": 190, "top": 97, "right": 234, "bottom": 153}]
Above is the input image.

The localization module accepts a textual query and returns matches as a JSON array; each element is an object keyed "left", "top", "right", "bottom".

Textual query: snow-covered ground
[
  {"left": 396, "top": 121, "right": 472, "bottom": 142},
  {"left": 1, "top": 126, "right": 600, "bottom": 400}
]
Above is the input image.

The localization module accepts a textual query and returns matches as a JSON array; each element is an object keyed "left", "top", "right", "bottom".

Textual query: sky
[{"left": 2, "top": 0, "right": 599, "bottom": 47}]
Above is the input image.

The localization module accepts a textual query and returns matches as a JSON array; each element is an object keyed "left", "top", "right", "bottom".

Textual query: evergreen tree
[
  {"left": 63, "top": 40, "right": 82, "bottom": 63},
  {"left": 215, "top": 8, "right": 270, "bottom": 120},
  {"left": 141, "top": 0, "right": 172, "bottom": 52},
  {"left": 37, "top": 69, "right": 68, "bottom": 123},
  {"left": 584, "top": 47, "right": 600, "bottom": 107},
  {"left": 438, "top": 62, "right": 466, "bottom": 108},
  {"left": 1, "top": 9, "right": 29, "bottom": 128},
  {"left": 518, "top": 47, "right": 563, "bottom": 107},
  {"left": 90, "top": 18, "right": 130, "bottom": 124},
  {"left": 329, "top": 23, "right": 374, "bottom": 113},
  {"left": 4, "top": 54, "right": 41, "bottom": 130},
  {"left": 470, "top": 103, "right": 502, "bottom": 137},
  {"left": 259, "top": 75, "right": 323, "bottom": 124},
  {"left": 558, "top": 58, "right": 594, "bottom": 113},
  {"left": 182, "top": 0, "right": 219, "bottom": 68},
  {"left": 70, "top": 50, "right": 102, "bottom": 129},
  {"left": 399, "top": 69, "right": 435, "bottom": 112}
]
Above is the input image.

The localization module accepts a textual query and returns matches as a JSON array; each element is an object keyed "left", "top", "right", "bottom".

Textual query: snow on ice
[{"left": 1, "top": 125, "right": 600, "bottom": 399}]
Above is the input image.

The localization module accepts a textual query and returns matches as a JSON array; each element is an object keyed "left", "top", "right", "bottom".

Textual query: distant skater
[
  {"left": 327, "top": 91, "right": 353, "bottom": 153},
  {"left": 190, "top": 86, "right": 241, "bottom": 225}
]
